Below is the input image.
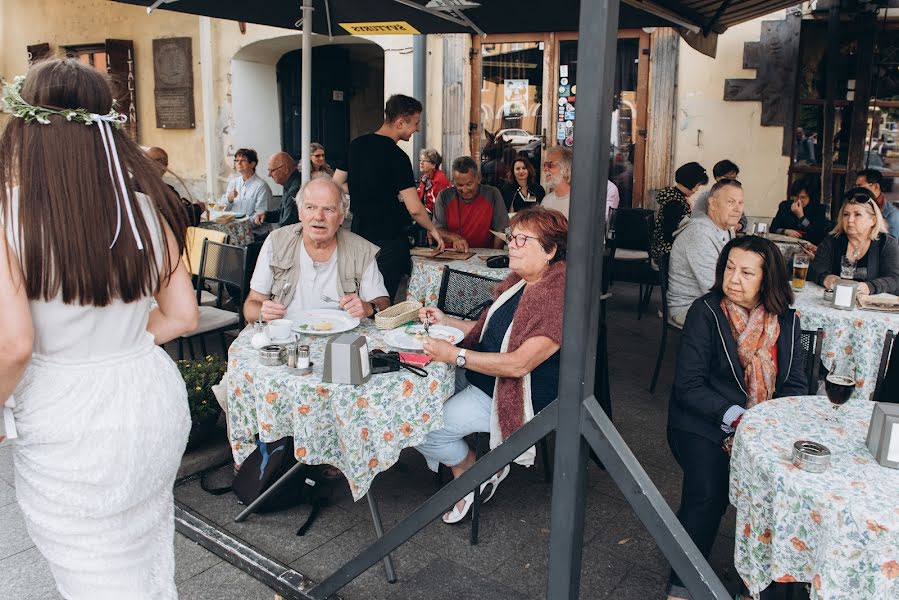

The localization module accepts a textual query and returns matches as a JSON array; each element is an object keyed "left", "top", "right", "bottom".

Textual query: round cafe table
[
  {"left": 730, "top": 396, "right": 899, "bottom": 599},
  {"left": 407, "top": 248, "right": 509, "bottom": 306},
  {"left": 792, "top": 282, "right": 899, "bottom": 400},
  {"left": 225, "top": 321, "right": 456, "bottom": 500}
]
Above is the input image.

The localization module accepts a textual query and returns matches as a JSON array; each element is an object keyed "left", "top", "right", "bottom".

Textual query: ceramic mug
[{"left": 268, "top": 319, "right": 293, "bottom": 340}]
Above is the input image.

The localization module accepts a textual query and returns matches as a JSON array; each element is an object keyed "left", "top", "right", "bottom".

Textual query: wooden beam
[
  {"left": 644, "top": 27, "right": 679, "bottom": 209},
  {"left": 845, "top": 11, "right": 877, "bottom": 187}
]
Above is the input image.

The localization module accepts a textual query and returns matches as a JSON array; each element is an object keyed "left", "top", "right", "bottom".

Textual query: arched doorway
[{"left": 277, "top": 44, "right": 385, "bottom": 171}]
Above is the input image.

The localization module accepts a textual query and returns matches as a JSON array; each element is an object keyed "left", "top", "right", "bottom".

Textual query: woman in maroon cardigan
[{"left": 415, "top": 207, "right": 568, "bottom": 524}]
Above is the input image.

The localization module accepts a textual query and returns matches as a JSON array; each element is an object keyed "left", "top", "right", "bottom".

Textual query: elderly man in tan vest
[{"left": 243, "top": 178, "right": 390, "bottom": 322}]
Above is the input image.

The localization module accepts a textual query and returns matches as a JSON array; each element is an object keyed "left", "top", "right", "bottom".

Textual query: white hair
[{"left": 298, "top": 175, "right": 348, "bottom": 214}]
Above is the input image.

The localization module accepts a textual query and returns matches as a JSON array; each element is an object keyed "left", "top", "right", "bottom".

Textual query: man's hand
[
  {"left": 228, "top": 189, "right": 238, "bottom": 202},
  {"left": 790, "top": 200, "right": 805, "bottom": 219},
  {"left": 339, "top": 293, "right": 371, "bottom": 318},
  {"left": 429, "top": 229, "right": 445, "bottom": 252},
  {"left": 452, "top": 238, "right": 470, "bottom": 253},
  {"left": 856, "top": 282, "right": 871, "bottom": 295},
  {"left": 783, "top": 229, "right": 803, "bottom": 238},
  {"left": 260, "top": 300, "right": 287, "bottom": 321},
  {"left": 253, "top": 213, "right": 266, "bottom": 225}
]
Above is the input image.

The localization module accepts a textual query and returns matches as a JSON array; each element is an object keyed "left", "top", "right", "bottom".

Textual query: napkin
[
  {"left": 1, "top": 396, "right": 17, "bottom": 440},
  {"left": 857, "top": 293, "right": 899, "bottom": 311}
]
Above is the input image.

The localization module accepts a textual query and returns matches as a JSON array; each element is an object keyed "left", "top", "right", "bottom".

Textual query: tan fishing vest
[{"left": 267, "top": 224, "right": 380, "bottom": 306}]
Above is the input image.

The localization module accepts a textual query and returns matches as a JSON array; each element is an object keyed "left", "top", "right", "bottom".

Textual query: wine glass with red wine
[{"left": 824, "top": 354, "right": 856, "bottom": 421}]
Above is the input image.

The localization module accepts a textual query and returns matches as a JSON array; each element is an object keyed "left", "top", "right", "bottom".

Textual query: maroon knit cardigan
[{"left": 461, "top": 260, "right": 566, "bottom": 440}]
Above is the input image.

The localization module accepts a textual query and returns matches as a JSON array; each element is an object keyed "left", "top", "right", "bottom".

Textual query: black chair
[
  {"left": 873, "top": 331, "right": 896, "bottom": 402},
  {"left": 436, "top": 268, "right": 499, "bottom": 319},
  {"left": 649, "top": 253, "right": 682, "bottom": 393},
  {"left": 607, "top": 208, "right": 656, "bottom": 319},
  {"left": 179, "top": 239, "right": 247, "bottom": 359},
  {"left": 797, "top": 328, "right": 825, "bottom": 395}
]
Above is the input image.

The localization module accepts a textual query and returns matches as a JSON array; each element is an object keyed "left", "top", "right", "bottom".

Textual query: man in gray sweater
[{"left": 668, "top": 180, "right": 745, "bottom": 325}]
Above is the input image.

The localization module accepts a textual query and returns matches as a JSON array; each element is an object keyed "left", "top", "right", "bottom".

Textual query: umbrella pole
[{"left": 300, "top": 0, "right": 313, "bottom": 183}]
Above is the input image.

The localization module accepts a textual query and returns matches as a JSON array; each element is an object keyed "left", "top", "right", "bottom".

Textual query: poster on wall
[
  {"left": 557, "top": 66, "right": 575, "bottom": 146},
  {"left": 503, "top": 79, "right": 529, "bottom": 117}
]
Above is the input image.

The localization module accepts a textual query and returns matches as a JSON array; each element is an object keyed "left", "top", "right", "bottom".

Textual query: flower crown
[{"left": 1, "top": 75, "right": 127, "bottom": 127}]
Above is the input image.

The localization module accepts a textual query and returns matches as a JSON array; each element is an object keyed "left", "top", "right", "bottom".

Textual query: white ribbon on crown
[{"left": 91, "top": 113, "right": 143, "bottom": 250}]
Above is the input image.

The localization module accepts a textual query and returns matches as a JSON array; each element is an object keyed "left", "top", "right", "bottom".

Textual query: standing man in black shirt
[{"left": 333, "top": 95, "right": 443, "bottom": 300}]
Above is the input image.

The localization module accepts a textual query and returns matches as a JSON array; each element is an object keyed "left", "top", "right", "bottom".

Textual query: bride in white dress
[{"left": 0, "top": 59, "right": 199, "bottom": 598}]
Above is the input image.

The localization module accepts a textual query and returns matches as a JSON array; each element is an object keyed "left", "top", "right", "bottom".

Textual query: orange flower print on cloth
[
  {"left": 356, "top": 397, "right": 369, "bottom": 408},
  {"left": 298, "top": 404, "right": 311, "bottom": 415},
  {"left": 360, "top": 428, "right": 369, "bottom": 440},
  {"left": 813, "top": 575, "right": 821, "bottom": 590},
  {"left": 775, "top": 575, "right": 797, "bottom": 583},
  {"left": 402, "top": 380, "right": 414, "bottom": 397},
  {"left": 260, "top": 422, "right": 272, "bottom": 432},
  {"left": 400, "top": 422, "right": 413, "bottom": 437},
  {"left": 296, "top": 447, "right": 307, "bottom": 458},
  {"left": 422, "top": 413, "right": 430, "bottom": 423},
  {"left": 244, "top": 372, "right": 253, "bottom": 383},
  {"left": 882, "top": 560, "right": 899, "bottom": 579},
  {"left": 743, "top": 523, "right": 751, "bottom": 537},
  {"left": 234, "top": 387, "right": 242, "bottom": 397},
  {"left": 790, "top": 537, "right": 808, "bottom": 551},
  {"left": 383, "top": 431, "right": 394, "bottom": 442},
  {"left": 810, "top": 511, "right": 822, "bottom": 525},
  {"left": 867, "top": 520, "right": 889, "bottom": 535},
  {"left": 264, "top": 391, "right": 278, "bottom": 404},
  {"left": 758, "top": 529, "right": 773, "bottom": 544},
  {"left": 368, "top": 458, "right": 378, "bottom": 468},
  {"left": 316, "top": 385, "right": 329, "bottom": 398},
  {"left": 429, "top": 380, "right": 438, "bottom": 392}
]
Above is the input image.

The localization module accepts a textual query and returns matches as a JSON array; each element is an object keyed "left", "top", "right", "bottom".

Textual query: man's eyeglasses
[
  {"left": 506, "top": 232, "right": 539, "bottom": 248},
  {"left": 267, "top": 164, "right": 287, "bottom": 175},
  {"left": 543, "top": 161, "right": 559, "bottom": 169}
]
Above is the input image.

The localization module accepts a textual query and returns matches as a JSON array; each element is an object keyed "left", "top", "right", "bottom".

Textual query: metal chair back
[
  {"left": 437, "top": 268, "right": 498, "bottom": 320},
  {"left": 183, "top": 227, "right": 228, "bottom": 276},
  {"left": 609, "top": 208, "right": 653, "bottom": 252},
  {"left": 197, "top": 239, "right": 248, "bottom": 327},
  {"left": 873, "top": 331, "right": 896, "bottom": 402},
  {"left": 797, "top": 328, "right": 824, "bottom": 395}
]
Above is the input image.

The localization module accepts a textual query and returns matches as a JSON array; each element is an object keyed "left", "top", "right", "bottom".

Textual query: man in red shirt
[{"left": 433, "top": 156, "right": 510, "bottom": 251}]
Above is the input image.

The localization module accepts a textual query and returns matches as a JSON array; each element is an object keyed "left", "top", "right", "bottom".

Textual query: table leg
[
  {"left": 365, "top": 493, "right": 397, "bottom": 583},
  {"left": 234, "top": 461, "right": 307, "bottom": 523}
]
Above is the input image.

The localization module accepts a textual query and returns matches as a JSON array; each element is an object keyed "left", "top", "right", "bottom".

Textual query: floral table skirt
[
  {"left": 198, "top": 217, "right": 254, "bottom": 248},
  {"left": 730, "top": 396, "right": 899, "bottom": 599},
  {"left": 792, "top": 282, "right": 899, "bottom": 400},
  {"left": 407, "top": 248, "right": 509, "bottom": 306},
  {"left": 226, "top": 322, "right": 456, "bottom": 500}
]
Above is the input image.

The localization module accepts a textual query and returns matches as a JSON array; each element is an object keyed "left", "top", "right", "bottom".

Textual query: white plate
[
  {"left": 383, "top": 324, "right": 465, "bottom": 351},
  {"left": 292, "top": 309, "right": 360, "bottom": 335}
]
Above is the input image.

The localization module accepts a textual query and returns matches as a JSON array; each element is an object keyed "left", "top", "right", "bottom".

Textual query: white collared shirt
[{"left": 221, "top": 173, "right": 272, "bottom": 217}]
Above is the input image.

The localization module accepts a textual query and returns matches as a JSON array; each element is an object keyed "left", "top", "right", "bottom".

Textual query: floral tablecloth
[
  {"left": 226, "top": 321, "right": 455, "bottom": 500},
  {"left": 792, "top": 282, "right": 899, "bottom": 400},
  {"left": 407, "top": 248, "right": 509, "bottom": 306},
  {"left": 730, "top": 396, "right": 899, "bottom": 599},
  {"left": 198, "top": 216, "right": 254, "bottom": 248}
]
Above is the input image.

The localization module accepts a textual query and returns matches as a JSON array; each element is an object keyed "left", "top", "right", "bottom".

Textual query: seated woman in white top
[{"left": 243, "top": 178, "right": 390, "bottom": 323}]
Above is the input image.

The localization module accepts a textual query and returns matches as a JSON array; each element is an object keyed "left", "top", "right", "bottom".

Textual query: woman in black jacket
[
  {"left": 809, "top": 187, "right": 899, "bottom": 295},
  {"left": 666, "top": 236, "right": 808, "bottom": 600},
  {"left": 770, "top": 178, "right": 830, "bottom": 245}
]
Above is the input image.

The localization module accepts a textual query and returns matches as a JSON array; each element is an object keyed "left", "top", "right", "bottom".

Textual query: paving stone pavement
[{"left": 0, "top": 283, "right": 810, "bottom": 599}]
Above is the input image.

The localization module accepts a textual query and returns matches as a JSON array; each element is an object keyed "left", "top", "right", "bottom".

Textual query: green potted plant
[{"left": 177, "top": 355, "right": 226, "bottom": 450}]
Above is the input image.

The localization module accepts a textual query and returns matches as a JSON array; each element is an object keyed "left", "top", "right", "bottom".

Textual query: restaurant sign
[{"left": 339, "top": 21, "right": 420, "bottom": 35}]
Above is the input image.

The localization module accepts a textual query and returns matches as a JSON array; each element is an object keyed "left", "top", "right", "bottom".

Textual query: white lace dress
[{"left": 7, "top": 191, "right": 190, "bottom": 599}]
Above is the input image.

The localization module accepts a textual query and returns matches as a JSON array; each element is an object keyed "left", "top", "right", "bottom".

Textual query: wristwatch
[{"left": 455, "top": 348, "right": 467, "bottom": 368}]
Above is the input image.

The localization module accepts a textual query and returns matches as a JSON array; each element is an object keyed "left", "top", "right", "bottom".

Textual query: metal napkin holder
[{"left": 792, "top": 440, "right": 831, "bottom": 473}]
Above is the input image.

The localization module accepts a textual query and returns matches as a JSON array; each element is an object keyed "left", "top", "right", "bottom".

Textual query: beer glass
[{"left": 792, "top": 254, "right": 809, "bottom": 290}]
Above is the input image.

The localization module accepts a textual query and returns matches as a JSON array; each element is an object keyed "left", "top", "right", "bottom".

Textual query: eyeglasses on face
[
  {"left": 267, "top": 164, "right": 287, "bottom": 175},
  {"left": 506, "top": 232, "right": 539, "bottom": 248},
  {"left": 311, "top": 153, "right": 325, "bottom": 159},
  {"left": 543, "top": 161, "right": 559, "bottom": 169}
]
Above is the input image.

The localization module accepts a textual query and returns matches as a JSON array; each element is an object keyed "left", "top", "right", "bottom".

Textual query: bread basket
[{"left": 375, "top": 300, "right": 423, "bottom": 330}]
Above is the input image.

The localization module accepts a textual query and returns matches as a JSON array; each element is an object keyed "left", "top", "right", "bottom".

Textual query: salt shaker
[
  {"left": 251, "top": 319, "right": 271, "bottom": 349},
  {"left": 298, "top": 345, "right": 311, "bottom": 369}
]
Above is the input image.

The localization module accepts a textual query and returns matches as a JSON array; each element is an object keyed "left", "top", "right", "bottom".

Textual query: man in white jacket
[{"left": 667, "top": 180, "right": 745, "bottom": 325}]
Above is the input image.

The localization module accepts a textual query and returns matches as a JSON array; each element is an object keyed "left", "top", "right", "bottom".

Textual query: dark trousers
[
  {"left": 374, "top": 237, "right": 411, "bottom": 302},
  {"left": 666, "top": 428, "right": 731, "bottom": 593}
]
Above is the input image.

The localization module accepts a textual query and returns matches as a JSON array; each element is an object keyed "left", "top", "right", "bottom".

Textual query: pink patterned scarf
[{"left": 720, "top": 298, "right": 780, "bottom": 409}]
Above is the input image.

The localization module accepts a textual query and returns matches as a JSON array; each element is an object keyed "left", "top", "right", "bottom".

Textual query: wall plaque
[{"left": 153, "top": 37, "right": 195, "bottom": 129}]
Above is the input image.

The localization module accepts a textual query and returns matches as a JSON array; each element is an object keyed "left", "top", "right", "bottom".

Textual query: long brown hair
[{"left": 0, "top": 58, "right": 186, "bottom": 306}]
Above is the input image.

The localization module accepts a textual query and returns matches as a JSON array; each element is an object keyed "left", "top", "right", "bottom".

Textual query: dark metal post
[
  {"left": 821, "top": 3, "right": 840, "bottom": 216},
  {"left": 844, "top": 10, "right": 876, "bottom": 182},
  {"left": 546, "top": 1, "right": 619, "bottom": 597},
  {"left": 413, "top": 34, "right": 427, "bottom": 179}
]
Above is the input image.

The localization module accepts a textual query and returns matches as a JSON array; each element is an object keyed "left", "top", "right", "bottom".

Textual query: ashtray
[
  {"left": 286, "top": 362, "right": 314, "bottom": 376},
  {"left": 259, "top": 345, "right": 286, "bottom": 366},
  {"left": 792, "top": 440, "right": 831, "bottom": 473}
]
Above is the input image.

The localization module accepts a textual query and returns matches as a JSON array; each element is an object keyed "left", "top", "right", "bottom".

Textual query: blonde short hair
[{"left": 830, "top": 189, "right": 889, "bottom": 241}]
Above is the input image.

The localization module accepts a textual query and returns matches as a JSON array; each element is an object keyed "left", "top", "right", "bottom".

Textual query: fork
[{"left": 320, "top": 293, "right": 339, "bottom": 304}]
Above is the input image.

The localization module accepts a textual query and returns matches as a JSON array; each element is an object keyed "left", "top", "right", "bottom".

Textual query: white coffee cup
[{"left": 268, "top": 319, "right": 293, "bottom": 340}]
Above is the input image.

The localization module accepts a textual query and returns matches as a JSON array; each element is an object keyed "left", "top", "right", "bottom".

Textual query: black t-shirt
[{"left": 347, "top": 133, "right": 416, "bottom": 241}]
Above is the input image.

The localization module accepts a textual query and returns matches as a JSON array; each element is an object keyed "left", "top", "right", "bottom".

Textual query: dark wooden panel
[
  {"left": 106, "top": 38, "right": 138, "bottom": 140},
  {"left": 27, "top": 43, "right": 51, "bottom": 65},
  {"left": 743, "top": 41, "right": 760, "bottom": 70}
]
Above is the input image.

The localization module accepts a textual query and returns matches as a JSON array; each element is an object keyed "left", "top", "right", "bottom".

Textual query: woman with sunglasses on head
[
  {"left": 414, "top": 207, "right": 567, "bottom": 524},
  {"left": 809, "top": 187, "right": 899, "bottom": 295},
  {"left": 309, "top": 142, "right": 334, "bottom": 176}
]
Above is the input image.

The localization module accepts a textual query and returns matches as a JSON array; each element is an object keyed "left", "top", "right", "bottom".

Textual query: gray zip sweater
[{"left": 668, "top": 217, "right": 733, "bottom": 321}]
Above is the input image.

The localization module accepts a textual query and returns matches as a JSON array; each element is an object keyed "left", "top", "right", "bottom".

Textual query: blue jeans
[{"left": 415, "top": 369, "right": 492, "bottom": 472}]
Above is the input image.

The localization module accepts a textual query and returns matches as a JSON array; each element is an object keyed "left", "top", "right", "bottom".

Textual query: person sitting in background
[
  {"left": 541, "top": 146, "right": 573, "bottom": 216},
  {"left": 417, "top": 148, "right": 451, "bottom": 213},
  {"left": 220, "top": 148, "right": 272, "bottom": 224},
  {"left": 416, "top": 207, "right": 567, "bottom": 524},
  {"left": 243, "top": 177, "right": 390, "bottom": 323},
  {"left": 434, "top": 156, "right": 509, "bottom": 252},
  {"left": 856, "top": 168, "right": 899, "bottom": 239},
  {"left": 666, "top": 236, "right": 807, "bottom": 600},
  {"left": 254, "top": 152, "right": 301, "bottom": 228},
  {"left": 501, "top": 156, "right": 545, "bottom": 212},
  {"left": 146, "top": 146, "right": 205, "bottom": 226},
  {"left": 667, "top": 179, "right": 744, "bottom": 325},
  {"left": 692, "top": 159, "right": 746, "bottom": 232},
  {"left": 310, "top": 142, "right": 334, "bottom": 176},
  {"left": 809, "top": 187, "right": 899, "bottom": 295},
  {"left": 650, "top": 162, "right": 709, "bottom": 261},
  {"left": 770, "top": 178, "right": 829, "bottom": 244}
]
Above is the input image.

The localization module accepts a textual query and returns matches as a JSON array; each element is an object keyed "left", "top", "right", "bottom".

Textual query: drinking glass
[
  {"left": 840, "top": 255, "right": 857, "bottom": 280},
  {"left": 752, "top": 221, "right": 768, "bottom": 238},
  {"left": 792, "top": 254, "right": 809, "bottom": 291},
  {"left": 824, "top": 354, "right": 856, "bottom": 422}
]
